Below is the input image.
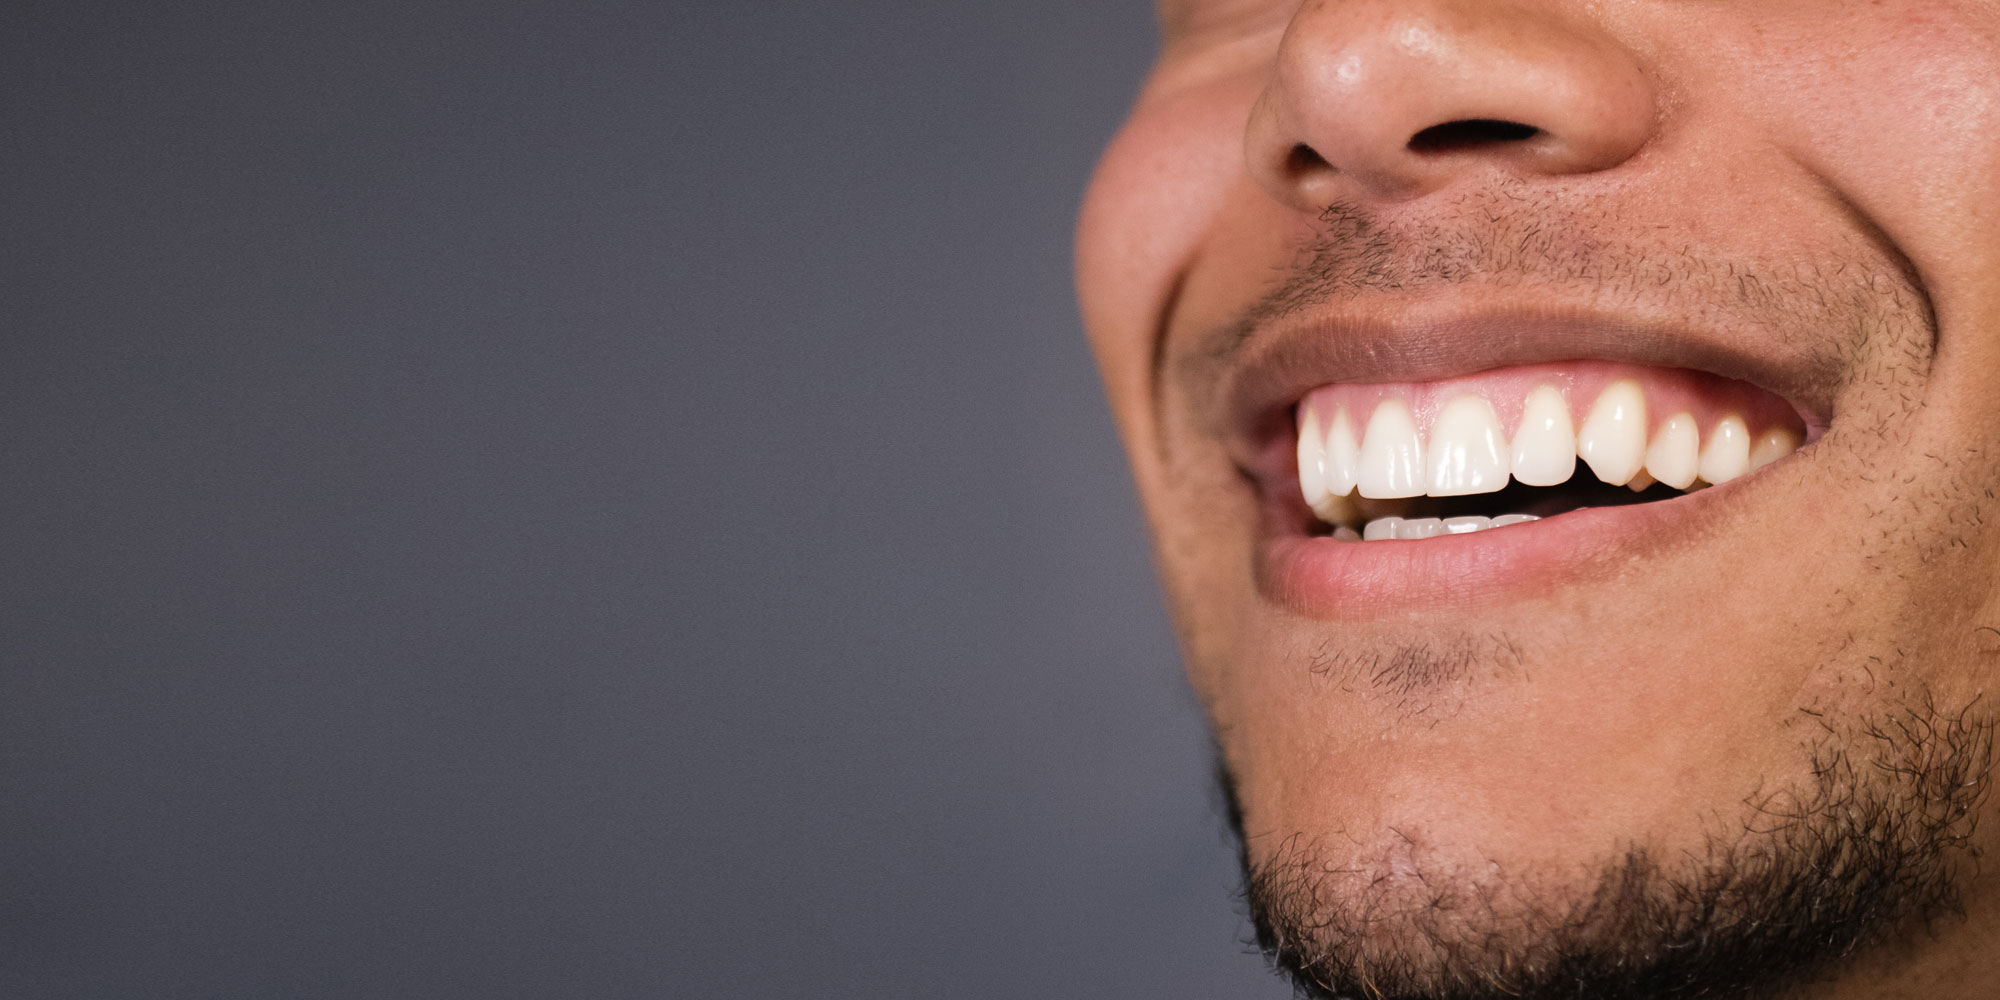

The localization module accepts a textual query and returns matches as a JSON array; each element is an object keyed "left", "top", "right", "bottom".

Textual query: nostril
[
  {"left": 1286, "top": 142, "right": 1334, "bottom": 176},
  {"left": 1407, "top": 119, "right": 1541, "bottom": 154}
]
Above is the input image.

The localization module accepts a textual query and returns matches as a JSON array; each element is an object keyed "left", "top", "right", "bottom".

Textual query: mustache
[{"left": 1174, "top": 186, "right": 1931, "bottom": 404}]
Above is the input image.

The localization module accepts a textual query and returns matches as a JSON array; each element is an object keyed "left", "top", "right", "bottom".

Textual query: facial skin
[{"left": 1076, "top": 1, "right": 2000, "bottom": 997}]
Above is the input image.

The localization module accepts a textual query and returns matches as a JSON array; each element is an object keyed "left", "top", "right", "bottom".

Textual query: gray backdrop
[{"left": 2, "top": 3, "right": 1292, "bottom": 997}]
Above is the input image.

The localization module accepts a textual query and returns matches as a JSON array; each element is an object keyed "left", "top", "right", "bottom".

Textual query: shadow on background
[{"left": 1, "top": 3, "right": 1291, "bottom": 996}]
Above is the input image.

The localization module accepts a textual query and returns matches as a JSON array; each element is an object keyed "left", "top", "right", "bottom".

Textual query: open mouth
[
  {"left": 1211, "top": 309, "right": 1840, "bottom": 611},
  {"left": 1292, "top": 361, "right": 1810, "bottom": 540}
]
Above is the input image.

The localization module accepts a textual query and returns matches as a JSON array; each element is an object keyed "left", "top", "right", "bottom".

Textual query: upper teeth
[
  {"left": 1575, "top": 379, "right": 1647, "bottom": 487},
  {"left": 1297, "top": 378, "right": 1804, "bottom": 520},
  {"left": 1510, "top": 385, "right": 1576, "bottom": 487}
]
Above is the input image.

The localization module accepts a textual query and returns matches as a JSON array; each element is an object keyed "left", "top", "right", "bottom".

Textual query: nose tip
[{"left": 1246, "top": 1, "right": 1657, "bottom": 209}]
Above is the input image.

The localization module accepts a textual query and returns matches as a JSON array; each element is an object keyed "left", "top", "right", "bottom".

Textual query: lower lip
[{"left": 1260, "top": 492, "right": 1709, "bottom": 616}]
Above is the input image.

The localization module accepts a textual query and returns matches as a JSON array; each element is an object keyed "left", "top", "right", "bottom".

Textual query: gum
[{"left": 1297, "top": 361, "right": 1805, "bottom": 444}]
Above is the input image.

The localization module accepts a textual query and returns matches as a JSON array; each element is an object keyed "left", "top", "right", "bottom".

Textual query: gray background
[{"left": 2, "top": 2, "right": 1294, "bottom": 997}]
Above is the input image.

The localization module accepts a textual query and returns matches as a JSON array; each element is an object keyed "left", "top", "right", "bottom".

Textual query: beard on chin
[{"left": 1224, "top": 689, "right": 1994, "bottom": 1000}]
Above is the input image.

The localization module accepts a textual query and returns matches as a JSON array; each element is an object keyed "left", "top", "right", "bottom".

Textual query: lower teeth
[{"left": 1357, "top": 513, "right": 1540, "bottom": 541}]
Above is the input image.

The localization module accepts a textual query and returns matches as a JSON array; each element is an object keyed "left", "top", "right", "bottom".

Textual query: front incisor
[
  {"left": 1427, "top": 396, "right": 1509, "bottom": 496},
  {"left": 1511, "top": 385, "right": 1577, "bottom": 487}
]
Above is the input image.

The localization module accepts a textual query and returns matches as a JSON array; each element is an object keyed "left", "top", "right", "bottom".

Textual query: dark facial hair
[{"left": 1224, "top": 690, "right": 1993, "bottom": 1000}]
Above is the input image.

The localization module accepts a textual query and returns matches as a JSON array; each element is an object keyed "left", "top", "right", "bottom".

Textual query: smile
[
  {"left": 1294, "top": 361, "right": 1809, "bottom": 540},
  {"left": 1223, "top": 312, "right": 1842, "bottom": 614}
]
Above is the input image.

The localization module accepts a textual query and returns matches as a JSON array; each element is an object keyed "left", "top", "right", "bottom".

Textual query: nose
[{"left": 1246, "top": 0, "right": 1657, "bottom": 209}]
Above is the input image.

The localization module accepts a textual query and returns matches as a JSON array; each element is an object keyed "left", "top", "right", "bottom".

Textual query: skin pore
[{"left": 1075, "top": 1, "right": 2000, "bottom": 997}]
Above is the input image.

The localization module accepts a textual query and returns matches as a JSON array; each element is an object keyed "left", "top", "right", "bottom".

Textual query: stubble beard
[
  {"left": 1159, "top": 183, "right": 1998, "bottom": 999},
  {"left": 1224, "top": 686, "right": 1993, "bottom": 1000}
]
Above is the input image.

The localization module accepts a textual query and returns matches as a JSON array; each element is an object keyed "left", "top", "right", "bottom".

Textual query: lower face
[{"left": 1077, "top": 3, "right": 2000, "bottom": 996}]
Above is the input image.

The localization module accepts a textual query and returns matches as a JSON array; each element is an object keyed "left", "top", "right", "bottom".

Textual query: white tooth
[
  {"left": 1356, "top": 399, "right": 1424, "bottom": 498},
  {"left": 1332, "top": 525, "right": 1361, "bottom": 541},
  {"left": 1298, "top": 405, "right": 1329, "bottom": 513},
  {"left": 1301, "top": 403, "right": 1363, "bottom": 523},
  {"left": 1510, "top": 386, "right": 1577, "bottom": 487},
  {"left": 1396, "top": 517, "right": 1444, "bottom": 540},
  {"left": 1699, "top": 415, "right": 1751, "bottom": 485},
  {"left": 1427, "top": 395, "right": 1509, "bottom": 496},
  {"left": 1326, "top": 406, "right": 1360, "bottom": 497},
  {"left": 1577, "top": 379, "right": 1647, "bottom": 486},
  {"left": 1748, "top": 426, "right": 1801, "bottom": 472},
  {"left": 1643, "top": 412, "right": 1700, "bottom": 489},
  {"left": 1490, "top": 513, "right": 1540, "bottom": 527},
  {"left": 1362, "top": 516, "right": 1402, "bottom": 541},
  {"left": 1443, "top": 515, "right": 1489, "bottom": 534}
]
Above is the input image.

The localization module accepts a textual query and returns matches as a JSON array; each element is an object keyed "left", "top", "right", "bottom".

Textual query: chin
[{"left": 1219, "top": 682, "right": 1993, "bottom": 1000}]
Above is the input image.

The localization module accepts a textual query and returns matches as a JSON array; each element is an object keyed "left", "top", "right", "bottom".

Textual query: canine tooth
[
  {"left": 1644, "top": 412, "right": 1700, "bottom": 489},
  {"left": 1748, "top": 426, "right": 1801, "bottom": 472},
  {"left": 1577, "top": 379, "right": 1647, "bottom": 486},
  {"left": 1699, "top": 415, "right": 1751, "bottom": 485},
  {"left": 1326, "top": 405, "right": 1360, "bottom": 497},
  {"left": 1333, "top": 525, "right": 1361, "bottom": 541},
  {"left": 1511, "top": 386, "right": 1576, "bottom": 487},
  {"left": 1362, "top": 516, "right": 1402, "bottom": 541},
  {"left": 1396, "top": 517, "right": 1444, "bottom": 539},
  {"left": 1427, "top": 396, "right": 1509, "bottom": 496},
  {"left": 1357, "top": 399, "right": 1424, "bottom": 498},
  {"left": 1490, "top": 513, "right": 1540, "bottom": 527},
  {"left": 1443, "top": 515, "right": 1490, "bottom": 534}
]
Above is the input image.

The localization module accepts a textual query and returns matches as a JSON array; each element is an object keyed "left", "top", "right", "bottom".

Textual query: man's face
[{"left": 1076, "top": 1, "right": 2000, "bottom": 996}]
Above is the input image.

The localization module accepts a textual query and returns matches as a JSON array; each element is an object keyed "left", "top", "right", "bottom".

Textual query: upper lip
[{"left": 1210, "top": 298, "right": 1841, "bottom": 478}]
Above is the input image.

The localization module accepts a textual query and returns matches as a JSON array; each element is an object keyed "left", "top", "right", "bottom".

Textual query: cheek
[
  {"left": 1077, "top": 77, "right": 1262, "bottom": 446},
  {"left": 1752, "top": 5, "right": 2000, "bottom": 353}
]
